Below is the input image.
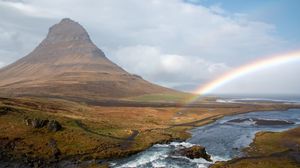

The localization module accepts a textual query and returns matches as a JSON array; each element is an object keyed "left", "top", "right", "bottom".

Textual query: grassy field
[
  {"left": 0, "top": 96, "right": 299, "bottom": 167},
  {"left": 123, "top": 92, "right": 218, "bottom": 103},
  {"left": 124, "top": 92, "right": 195, "bottom": 102}
]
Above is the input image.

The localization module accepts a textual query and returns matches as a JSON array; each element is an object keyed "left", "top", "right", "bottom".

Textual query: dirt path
[{"left": 120, "top": 130, "right": 139, "bottom": 149}]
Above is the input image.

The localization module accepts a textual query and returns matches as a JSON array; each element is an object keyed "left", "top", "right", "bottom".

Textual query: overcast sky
[{"left": 0, "top": 0, "right": 300, "bottom": 95}]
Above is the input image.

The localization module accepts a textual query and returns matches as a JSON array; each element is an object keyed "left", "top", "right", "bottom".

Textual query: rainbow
[{"left": 194, "top": 51, "right": 300, "bottom": 97}]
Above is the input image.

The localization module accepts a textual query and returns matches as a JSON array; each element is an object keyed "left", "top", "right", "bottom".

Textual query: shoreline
[
  {"left": 107, "top": 107, "right": 300, "bottom": 167},
  {"left": 211, "top": 125, "right": 300, "bottom": 168}
]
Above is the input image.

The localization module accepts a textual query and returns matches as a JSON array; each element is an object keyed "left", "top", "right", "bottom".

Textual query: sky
[{"left": 0, "top": 0, "right": 299, "bottom": 95}]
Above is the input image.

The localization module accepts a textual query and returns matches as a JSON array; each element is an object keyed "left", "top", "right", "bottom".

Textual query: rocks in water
[
  {"left": 47, "top": 120, "right": 62, "bottom": 132},
  {"left": 25, "top": 118, "right": 62, "bottom": 132},
  {"left": 173, "top": 145, "right": 212, "bottom": 161}
]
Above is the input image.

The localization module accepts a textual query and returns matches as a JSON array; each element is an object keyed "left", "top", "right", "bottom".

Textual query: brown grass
[{"left": 0, "top": 96, "right": 299, "bottom": 166}]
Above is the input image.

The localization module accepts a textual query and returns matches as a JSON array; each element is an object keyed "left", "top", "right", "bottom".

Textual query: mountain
[{"left": 0, "top": 18, "right": 175, "bottom": 101}]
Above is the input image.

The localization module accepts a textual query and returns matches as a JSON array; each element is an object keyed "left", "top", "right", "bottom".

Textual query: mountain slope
[{"left": 0, "top": 18, "right": 175, "bottom": 100}]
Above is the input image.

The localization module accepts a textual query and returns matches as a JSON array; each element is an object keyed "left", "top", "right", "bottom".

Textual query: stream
[{"left": 110, "top": 108, "right": 300, "bottom": 168}]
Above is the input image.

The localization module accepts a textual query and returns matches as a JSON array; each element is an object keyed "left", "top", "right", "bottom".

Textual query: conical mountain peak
[
  {"left": 0, "top": 18, "right": 174, "bottom": 100},
  {"left": 43, "top": 18, "right": 91, "bottom": 44}
]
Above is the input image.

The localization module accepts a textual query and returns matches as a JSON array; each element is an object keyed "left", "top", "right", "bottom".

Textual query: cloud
[
  {"left": 213, "top": 61, "right": 300, "bottom": 95},
  {"left": 0, "top": 0, "right": 286, "bottom": 61},
  {"left": 0, "top": 61, "right": 4, "bottom": 68},
  {"left": 112, "top": 45, "right": 230, "bottom": 89},
  {"left": 0, "top": 0, "right": 298, "bottom": 94},
  {"left": 0, "top": 0, "right": 63, "bottom": 18}
]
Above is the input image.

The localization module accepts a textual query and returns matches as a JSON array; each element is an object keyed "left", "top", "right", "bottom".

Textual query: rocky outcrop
[
  {"left": 25, "top": 118, "right": 62, "bottom": 132},
  {"left": 173, "top": 145, "right": 212, "bottom": 161},
  {"left": 0, "top": 106, "right": 17, "bottom": 115},
  {"left": 31, "top": 119, "right": 49, "bottom": 128},
  {"left": 47, "top": 120, "right": 62, "bottom": 132},
  {"left": 48, "top": 138, "right": 61, "bottom": 159}
]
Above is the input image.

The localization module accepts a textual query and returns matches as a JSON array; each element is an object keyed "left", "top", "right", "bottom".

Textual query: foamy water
[{"left": 110, "top": 109, "right": 300, "bottom": 168}]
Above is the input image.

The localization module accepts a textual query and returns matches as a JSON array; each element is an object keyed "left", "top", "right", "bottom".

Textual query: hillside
[{"left": 0, "top": 18, "right": 175, "bottom": 101}]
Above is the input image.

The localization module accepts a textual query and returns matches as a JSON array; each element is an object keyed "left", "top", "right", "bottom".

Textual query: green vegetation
[
  {"left": 125, "top": 93, "right": 195, "bottom": 103},
  {"left": 124, "top": 92, "right": 220, "bottom": 104}
]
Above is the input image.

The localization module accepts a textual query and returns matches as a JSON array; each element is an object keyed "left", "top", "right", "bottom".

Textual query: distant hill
[{"left": 0, "top": 18, "right": 176, "bottom": 101}]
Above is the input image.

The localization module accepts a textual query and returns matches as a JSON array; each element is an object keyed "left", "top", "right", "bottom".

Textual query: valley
[{"left": 0, "top": 96, "right": 299, "bottom": 167}]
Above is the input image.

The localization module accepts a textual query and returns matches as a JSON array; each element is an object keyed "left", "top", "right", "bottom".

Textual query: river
[{"left": 110, "top": 108, "right": 300, "bottom": 168}]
